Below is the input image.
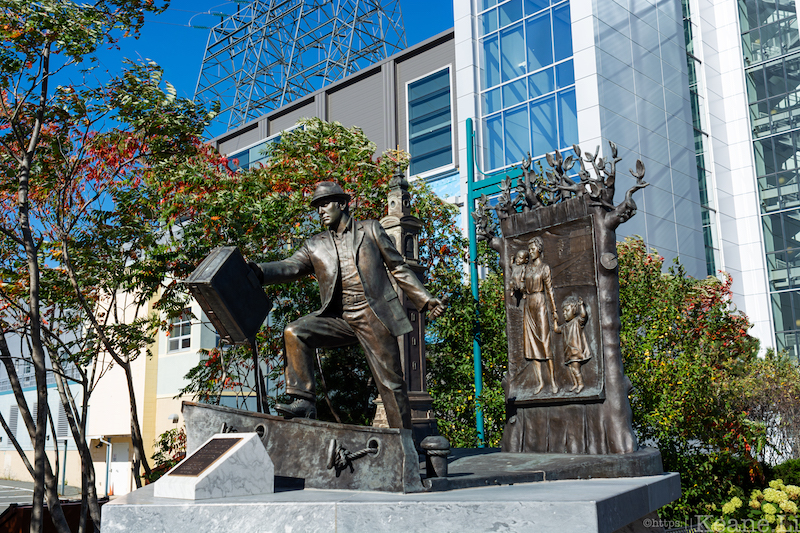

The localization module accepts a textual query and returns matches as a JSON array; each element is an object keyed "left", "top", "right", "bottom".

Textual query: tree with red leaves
[
  {"left": 0, "top": 1, "right": 215, "bottom": 530},
  {"left": 618, "top": 237, "right": 765, "bottom": 520}
]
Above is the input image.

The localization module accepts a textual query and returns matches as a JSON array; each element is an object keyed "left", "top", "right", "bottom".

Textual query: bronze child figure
[
  {"left": 248, "top": 181, "right": 446, "bottom": 429},
  {"left": 556, "top": 295, "right": 592, "bottom": 393},
  {"left": 509, "top": 249, "right": 529, "bottom": 294}
]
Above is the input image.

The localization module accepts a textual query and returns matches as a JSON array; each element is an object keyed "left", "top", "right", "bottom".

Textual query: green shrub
[{"left": 773, "top": 459, "right": 800, "bottom": 487}]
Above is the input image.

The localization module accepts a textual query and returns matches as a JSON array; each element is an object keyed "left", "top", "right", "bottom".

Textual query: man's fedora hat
[{"left": 310, "top": 181, "right": 350, "bottom": 208}]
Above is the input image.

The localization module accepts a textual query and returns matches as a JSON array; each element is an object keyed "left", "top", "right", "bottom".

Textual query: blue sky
[{"left": 83, "top": 0, "right": 454, "bottom": 136}]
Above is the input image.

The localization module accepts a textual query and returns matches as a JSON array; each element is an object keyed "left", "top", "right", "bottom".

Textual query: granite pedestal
[{"left": 101, "top": 472, "right": 679, "bottom": 533}]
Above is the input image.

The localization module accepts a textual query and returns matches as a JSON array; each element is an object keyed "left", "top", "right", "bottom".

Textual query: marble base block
[
  {"left": 154, "top": 433, "right": 273, "bottom": 500},
  {"left": 104, "top": 473, "right": 680, "bottom": 533}
]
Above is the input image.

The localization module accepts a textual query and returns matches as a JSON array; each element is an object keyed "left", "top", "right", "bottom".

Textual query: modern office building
[
  {"left": 210, "top": 3, "right": 711, "bottom": 316},
  {"left": 208, "top": 0, "right": 800, "bottom": 355},
  {"left": 683, "top": 0, "right": 800, "bottom": 357}
]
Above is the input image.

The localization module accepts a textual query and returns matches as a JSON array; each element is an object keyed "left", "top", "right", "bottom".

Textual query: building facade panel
[
  {"left": 216, "top": 123, "right": 261, "bottom": 156},
  {"left": 327, "top": 72, "right": 386, "bottom": 153},
  {"left": 268, "top": 100, "right": 317, "bottom": 136}
]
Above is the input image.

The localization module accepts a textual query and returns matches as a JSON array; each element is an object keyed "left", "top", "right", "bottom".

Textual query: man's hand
[
  {"left": 248, "top": 261, "right": 265, "bottom": 284},
  {"left": 426, "top": 297, "right": 448, "bottom": 319}
]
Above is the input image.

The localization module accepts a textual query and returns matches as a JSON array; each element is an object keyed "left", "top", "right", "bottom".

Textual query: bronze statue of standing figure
[
  {"left": 556, "top": 295, "right": 592, "bottom": 393},
  {"left": 521, "top": 236, "right": 559, "bottom": 395},
  {"left": 248, "top": 181, "right": 447, "bottom": 430}
]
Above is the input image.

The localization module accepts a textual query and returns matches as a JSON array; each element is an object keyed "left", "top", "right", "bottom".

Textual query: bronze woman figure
[{"left": 522, "top": 236, "right": 559, "bottom": 394}]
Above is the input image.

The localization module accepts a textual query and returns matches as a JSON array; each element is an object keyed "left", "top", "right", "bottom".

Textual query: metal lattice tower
[{"left": 195, "top": 0, "right": 407, "bottom": 130}]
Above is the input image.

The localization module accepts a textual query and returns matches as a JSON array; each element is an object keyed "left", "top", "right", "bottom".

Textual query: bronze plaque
[
  {"left": 503, "top": 214, "right": 604, "bottom": 405},
  {"left": 169, "top": 437, "right": 242, "bottom": 477}
]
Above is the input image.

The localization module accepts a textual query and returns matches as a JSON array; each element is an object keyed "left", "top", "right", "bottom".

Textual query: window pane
[
  {"left": 500, "top": 0, "right": 522, "bottom": 27},
  {"left": 759, "top": 174, "right": 781, "bottom": 212},
  {"left": 529, "top": 68, "right": 555, "bottom": 98},
  {"left": 503, "top": 78, "right": 527, "bottom": 108},
  {"left": 482, "top": 88, "right": 502, "bottom": 114},
  {"left": 169, "top": 340, "right": 178, "bottom": 351},
  {"left": 408, "top": 69, "right": 453, "bottom": 175},
  {"left": 409, "top": 69, "right": 449, "bottom": 102},
  {"left": 768, "top": 252, "right": 789, "bottom": 291},
  {"left": 785, "top": 211, "right": 800, "bottom": 250},
  {"left": 182, "top": 338, "right": 191, "bottom": 349},
  {"left": 525, "top": 0, "right": 548, "bottom": 15},
  {"left": 789, "top": 250, "right": 800, "bottom": 289},
  {"left": 481, "top": 36, "right": 500, "bottom": 89},
  {"left": 553, "top": 3, "right": 573, "bottom": 62},
  {"left": 481, "top": 0, "right": 498, "bottom": 10},
  {"left": 763, "top": 212, "right": 786, "bottom": 253},
  {"left": 530, "top": 96, "right": 557, "bottom": 156},
  {"left": 558, "top": 88, "right": 578, "bottom": 148},
  {"left": 783, "top": 17, "right": 799, "bottom": 54},
  {"left": 505, "top": 104, "right": 529, "bottom": 165},
  {"left": 781, "top": 171, "right": 800, "bottom": 210},
  {"left": 480, "top": 8, "right": 498, "bottom": 36},
  {"left": 753, "top": 137, "right": 777, "bottom": 176},
  {"left": 501, "top": 23, "right": 526, "bottom": 82},
  {"left": 484, "top": 114, "right": 504, "bottom": 171},
  {"left": 771, "top": 291, "right": 800, "bottom": 332},
  {"left": 742, "top": 29, "right": 759, "bottom": 64},
  {"left": 410, "top": 128, "right": 453, "bottom": 174},
  {"left": 765, "top": 61, "right": 787, "bottom": 97},
  {"left": 409, "top": 94, "right": 451, "bottom": 135},
  {"left": 227, "top": 150, "right": 249, "bottom": 171},
  {"left": 556, "top": 60, "right": 574, "bottom": 87},
  {"left": 526, "top": 12, "right": 553, "bottom": 72}
]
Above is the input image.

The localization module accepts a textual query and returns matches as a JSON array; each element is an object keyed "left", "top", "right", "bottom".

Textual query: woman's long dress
[{"left": 522, "top": 262, "right": 555, "bottom": 361}]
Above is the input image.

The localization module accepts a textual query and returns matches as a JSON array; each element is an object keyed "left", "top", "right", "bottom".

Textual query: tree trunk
[
  {"left": 0, "top": 336, "right": 71, "bottom": 533},
  {"left": 60, "top": 242, "right": 152, "bottom": 485},
  {"left": 123, "top": 361, "right": 151, "bottom": 487},
  {"left": 589, "top": 204, "right": 637, "bottom": 453},
  {"left": 52, "top": 367, "right": 102, "bottom": 530}
]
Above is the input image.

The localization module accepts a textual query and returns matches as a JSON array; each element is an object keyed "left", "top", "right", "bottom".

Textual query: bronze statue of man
[{"left": 249, "top": 181, "right": 446, "bottom": 429}]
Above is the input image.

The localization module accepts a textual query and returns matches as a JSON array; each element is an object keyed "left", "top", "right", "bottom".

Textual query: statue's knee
[
  {"left": 284, "top": 323, "right": 298, "bottom": 341},
  {"left": 284, "top": 321, "right": 307, "bottom": 343}
]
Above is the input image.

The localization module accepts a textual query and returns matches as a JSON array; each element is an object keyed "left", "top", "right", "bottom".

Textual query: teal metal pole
[{"left": 466, "top": 117, "right": 485, "bottom": 446}]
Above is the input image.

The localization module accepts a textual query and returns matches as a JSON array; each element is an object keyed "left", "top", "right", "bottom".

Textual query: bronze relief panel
[{"left": 503, "top": 215, "right": 604, "bottom": 405}]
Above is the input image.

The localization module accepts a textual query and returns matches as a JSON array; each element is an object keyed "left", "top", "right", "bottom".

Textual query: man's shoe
[{"left": 275, "top": 398, "right": 317, "bottom": 419}]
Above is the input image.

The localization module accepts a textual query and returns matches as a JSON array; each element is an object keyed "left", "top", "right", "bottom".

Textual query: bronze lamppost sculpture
[{"left": 248, "top": 181, "right": 446, "bottom": 429}]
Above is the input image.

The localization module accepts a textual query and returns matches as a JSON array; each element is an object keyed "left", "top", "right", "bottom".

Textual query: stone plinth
[{"left": 102, "top": 473, "right": 680, "bottom": 533}]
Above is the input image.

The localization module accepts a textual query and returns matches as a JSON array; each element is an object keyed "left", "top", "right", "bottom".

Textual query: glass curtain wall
[
  {"left": 478, "top": 0, "right": 577, "bottom": 172},
  {"left": 682, "top": 0, "right": 719, "bottom": 276},
  {"left": 739, "top": 0, "right": 800, "bottom": 356}
]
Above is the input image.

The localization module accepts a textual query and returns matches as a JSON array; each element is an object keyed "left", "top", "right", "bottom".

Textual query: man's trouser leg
[
  {"left": 283, "top": 313, "right": 357, "bottom": 401},
  {"left": 342, "top": 303, "right": 411, "bottom": 430}
]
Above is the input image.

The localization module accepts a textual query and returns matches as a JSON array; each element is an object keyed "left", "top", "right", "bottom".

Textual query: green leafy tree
[
  {"left": 0, "top": 1, "right": 217, "bottom": 530},
  {"left": 618, "top": 237, "right": 765, "bottom": 520},
  {"left": 145, "top": 426, "right": 186, "bottom": 483},
  {"left": 425, "top": 243, "right": 507, "bottom": 447}
]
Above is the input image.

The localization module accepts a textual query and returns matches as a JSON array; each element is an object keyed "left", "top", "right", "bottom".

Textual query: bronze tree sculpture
[{"left": 472, "top": 141, "right": 647, "bottom": 454}]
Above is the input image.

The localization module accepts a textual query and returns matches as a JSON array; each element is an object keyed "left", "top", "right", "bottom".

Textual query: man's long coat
[{"left": 257, "top": 219, "right": 433, "bottom": 336}]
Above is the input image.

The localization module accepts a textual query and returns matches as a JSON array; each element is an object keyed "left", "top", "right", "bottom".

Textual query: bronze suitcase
[{"left": 183, "top": 246, "right": 272, "bottom": 344}]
